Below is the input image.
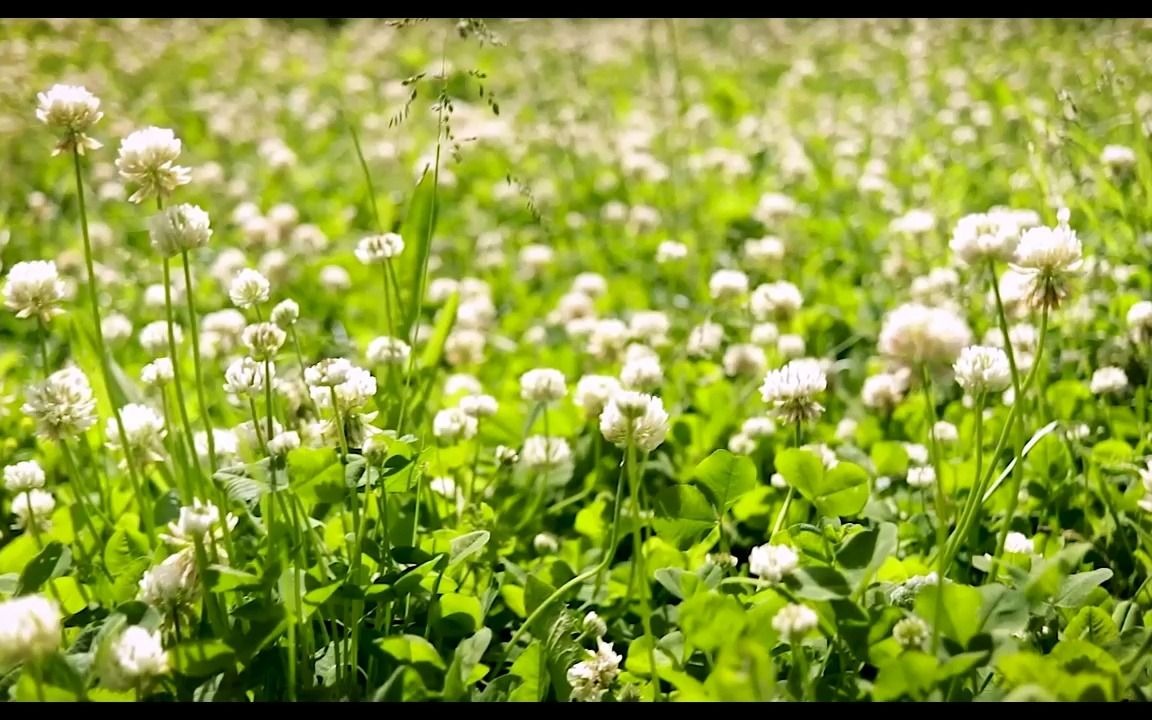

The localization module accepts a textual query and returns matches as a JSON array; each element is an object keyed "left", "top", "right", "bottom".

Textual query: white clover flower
[
  {"left": 582, "top": 611, "right": 607, "bottom": 639},
  {"left": 309, "top": 365, "right": 377, "bottom": 412},
  {"left": 572, "top": 272, "right": 608, "bottom": 298},
  {"left": 444, "top": 329, "right": 486, "bottom": 366},
  {"left": 455, "top": 393, "right": 496, "bottom": 419},
  {"left": 750, "top": 322, "right": 780, "bottom": 347},
  {"left": 566, "top": 638, "right": 622, "bottom": 703},
  {"left": 574, "top": 375, "right": 620, "bottom": 420},
  {"left": 229, "top": 268, "right": 271, "bottom": 309},
  {"left": 879, "top": 302, "right": 972, "bottom": 366},
  {"left": 906, "top": 466, "right": 936, "bottom": 489},
  {"left": 444, "top": 373, "right": 483, "bottom": 396},
  {"left": 728, "top": 433, "right": 758, "bottom": 455},
  {"left": 656, "top": 240, "right": 688, "bottom": 264},
  {"left": 686, "top": 321, "right": 724, "bottom": 358},
  {"left": 1100, "top": 144, "right": 1137, "bottom": 169},
  {"left": 268, "top": 430, "right": 301, "bottom": 457},
  {"left": 599, "top": 391, "right": 669, "bottom": 452},
  {"left": 161, "top": 498, "right": 222, "bottom": 546},
  {"left": 139, "top": 549, "right": 199, "bottom": 611},
  {"left": 139, "top": 320, "right": 181, "bottom": 357},
  {"left": 1090, "top": 366, "right": 1128, "bottom": 396},
  {"left": 99, "top": 625, "right": 169, "bottom": 691},
  {"left": 223, "top": 356, "right": 271, "bottom": 395},
  {"left": 319, "top": 265, "right": 351, "bottom": 292},
  {"left": 11, "top": 488, "right": 55, "bottom": 531},
  {"left": 932, "top": 421, "right": 959, "bottom": 444},
  {"left": 427, "top": 278, "right": 459, "bottom": 305},
  {"left": 194, "top": 429, "right": 238, "bottom": 467},
  {"left": 0, "top": 595, "right": 61, "bottom": 666},
  {"left": 750, "top": 281, "right": 803, "bottom": 321},
  {"left": 433, "top": 407, "right": 478, "bottom": 444},
  {"left": 366, "top": 336, "right": 411, "bottom": 366},
  {"left": 741, "top": 416, "right": 777, "bottom": 438},
  {"left": 36, "top": 83, "right": 103, "bottom": 155},
  {"left": 1012, "top": 214, "right": 1083, "bottom": 310},
  {"left": 3, "top": 260, "right": 66, "bottom": 322},
  {"left": 890, "top": 209, "right": 936, "bottom": 235},
  {"left": 723, "top": 343, "right": 768, "bottom": 378},
  {"left": 22, "top": 366, "right": 98, "bottom": 440},
  {"left": 140, "top": 357, "right": 175, "bottom": 387},
  {"left": 760, "top": 359, "right": 827, "bottom": 424},
  {"left": 520, "top": 436, "right": 573, "bottom": 472},
  {"left": 620, "top": 355, "right": 663, "bottom": 391},
  {"left": 743, "top": 235, "right": 786, "bottom": 267},
  {"left": 518, "top": 244, "right": 555, "bottom": 281},
  {"left": 495, "top": 445, "right": 519, "bottom": 466},
  {"left": 1004, "top": 531, "right": 1034, "bottom": 555},
  {"left": 149, "top": 204, "right": 212, "bottom": 257},
  {"left": 709, "top": 269, "right": 749, "bottom": 301},
  {"left": 905, "top": 443, "right": 929, "bottom": 466},
  {"left": 749, "top": 543, "right": 798, "bottom": 583},
  {"left": 949, "top": 212, "right": 1021, "bottom": 265},
  {"left": 241, "top": 322, "right": 286, "bottom": 360},
  {"left": 777, "top": 333, "right": 806, "bottom": 358},
  {"left": 1127, "top": 300, "right": 1152, "bottom": 342},
  {"left": 305, "top": 358, "right": 353, "bottom": 388},
  {"left": 102, "top": 313, "right": 134, "bottom": 344},
  {"left": 772, "top": 603, "right": 819, "bottom": 643},
  {"left": 520, "top": 368, "right": 567, "bottom": 403},
  {"left": 892, "top": 616, "right": 930, "bottom": 650},
  {"left": 953, "top": 345, "right": 1012, "bottom": 394},
  {"left": 115, "top": 126, "right": 192, "bottom": 203},
  {"left": 106, "top": 403, "right": 167, "bottom": 464},
  {"left": 586, "top": 318, "right": 629, "bottom": 361},
  {"left": 354, "top": 232, "right": 405, "bottom": 264},
  {"left": 836, "top": 418, "right": 859, "bottom": 441},
  {"left": 271, "top": 298, "right": 300, "bottom": 328},
  {"left": 4, "top": 460, "right": 45, "bottom": 492}
]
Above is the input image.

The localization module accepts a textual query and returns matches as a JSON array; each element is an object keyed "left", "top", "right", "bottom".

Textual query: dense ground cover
[{"left": 1, "top": 17, "right": 1152, "bottom": 702}]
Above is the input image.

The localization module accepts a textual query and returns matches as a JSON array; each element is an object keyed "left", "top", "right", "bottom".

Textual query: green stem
[
  {"left": 70, "top": 149, "right": 147, "bottom": 538},
  {"left": 770, "top": 422, "right": 804, "bottom": 538},
  {"left": 627, "top": 444, "right": 660, "bottom": 701},
  {"left": 991, "top": 302, "right": 1050, "bottom": 570},
  {"left": 919, "top": 364, "right": 946, "bottom": 655},
  {"left": 162, "top": 256, "right": 203, "bottom": 483},
  {"left": 181, "top": 250, "right": 216, "bottom": 476}
]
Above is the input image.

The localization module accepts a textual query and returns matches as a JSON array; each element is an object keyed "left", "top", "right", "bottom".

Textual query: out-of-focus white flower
[
  {"left": 879, "top": 302, "right": 972, "bottom": 366},
  {"left": 777, "top": 333, "right": 806, "bottom": 358},
  {"left": 433, "top": 407, "right": 478, "bottom": 444},
  {"left": 98, "top": 625, "right": 169, "bottom": 691},
  {"left": 709, "top": 269, "right": 749, "bottom": 301},
  {"left": 241, "top": 322, "right": 286, "bottom": 360},
  {"left": 723, "top": 343, "right": 767, "bottom": 378},
  {"left": 582, "top": 611, "right": 607, "bottom": 639},
  {"left": 149, "top": 204, "right": 212, "bottom": 257},
  {"left": 620, "top": 354, "right": 663, "bottom": 390},
  {"left": 750, "top": 281, "right": 803, "bottom": 321},
  {"left": 953, "top": 345, "right": 1012, "bottom": 394},
  {"left": 106, "top": 403, "right": 167, "bottom": 464},
  {"left": 892, "top": 616, "right": 930, "bottom": 650},
  {"left": 223, "top": 356, "right": 271, "bottom": 395},
  {"left": 749, "top": 543, "right": 798, "bottom": 583},
  {"left": 3, "top": 460, "right": 45, "bottom": 492},
  {"left": 575, "top": 375, "right": 620, "bottom": 420},
  {"left": 0, "top": 594, "right": 61, "bottom": 666},
  {"left": 268, "top": 430, "right": 301, "bottom": 457},
  {"left": 906, "top": 466, "right": 936, "bottom": 489},
  {"left": 520, "top": 368, "right": 567, "bottom": 403},
  {"left": 271, "top": 298, "right": 300, "bottom": 328},
  {"left": 862, "top": 371, "right": 909, "bottom": 410},
  {"left": 932, "top": 421, "right": 959, "bottom": 444},
  {"left": 950, "top": 212, "right": 1021, "bottom": 265},
  {"left": 354, "top": 232, "right": 405, "bottom": 264},
  {"left": 458, "top": 393, "right": 498, "bottom": 418},
  {"left": 140, "top": 357, "right": 174, "bottom": 388},
  {"left": 1004, "top": 531, "right": 1034, "bottom": 555},
  {"left": 772, "top": 603, "right": 819, "bottom": 642},
  {"left": 139, "top": 549, "right": 199, "bottom": 611},
  {"left": 11, "top": 488, "right": 55, "bottom": 531},
  {"left": 366, "top": 336, "right": 411, "bottom": 366},
  {"left": 1101, "top": 144, "right": 1137, "bottom": 170},
  {"left": 520, "top": 436, "right": 572, "bottom": 471},
  {"left": 1090, "top": 366, "right": 1128, "bottom": 396},
  {"left": 656, "top": 240, "right": 688, "bottom": 264},
  {"left": 687, "top": 321, "right": 724, "bottom": 358}
]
